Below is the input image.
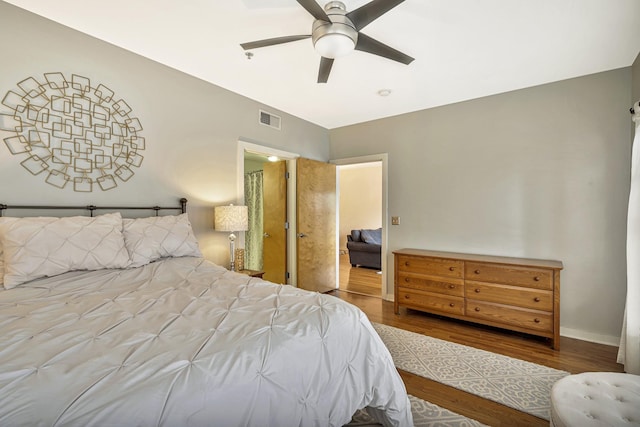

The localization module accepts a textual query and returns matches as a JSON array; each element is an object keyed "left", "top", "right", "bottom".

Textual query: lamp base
[{"left": 228, "top": 232, "right": 237, "bottom": 271}]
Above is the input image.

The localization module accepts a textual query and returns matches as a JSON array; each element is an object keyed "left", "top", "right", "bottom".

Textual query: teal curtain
[{"left": 244, "top": 171, "right": 264, "bottom": 270}]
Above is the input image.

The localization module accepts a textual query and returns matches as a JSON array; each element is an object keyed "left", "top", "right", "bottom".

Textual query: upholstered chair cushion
[{"left": 550, "top": 372, "right": 640, "bottom": 427}]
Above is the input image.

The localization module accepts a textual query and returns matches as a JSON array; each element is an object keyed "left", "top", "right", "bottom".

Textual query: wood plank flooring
[
  {"left": 338, "top": 253, "right": 381, "bottom": 297},
  {"left": 329, "top": 261, "right": 624, "bottom": 426}
]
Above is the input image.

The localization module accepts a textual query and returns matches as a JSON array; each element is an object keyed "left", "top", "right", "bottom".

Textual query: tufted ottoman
[{"left": 550, "top": 372, "right": 640, "bottom": 426}]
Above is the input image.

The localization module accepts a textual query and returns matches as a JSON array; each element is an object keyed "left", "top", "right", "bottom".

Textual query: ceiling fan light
[{"left": 314, "top": 33, "right": 355, "bottom": 58}]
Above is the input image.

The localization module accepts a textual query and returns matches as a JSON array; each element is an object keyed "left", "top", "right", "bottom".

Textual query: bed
[{"left": 0, "top": 199, "right": 412, "bottom": 426}]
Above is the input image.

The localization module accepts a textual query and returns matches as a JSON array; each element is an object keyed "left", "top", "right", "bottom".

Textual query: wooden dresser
[{"left": 394, "top": 249, "right": 563, "bottom": 349}]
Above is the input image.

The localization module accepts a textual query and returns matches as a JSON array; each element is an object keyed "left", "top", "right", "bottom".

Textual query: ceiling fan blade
[
  {"left": 347, "top": 0, "right": 406, "bottom": 31},
  {"left": 317, "top": 57, "right": 334, "bottom": 83},
  {"left": 297, "top": 0, "right": 329, "bottom": 21},
  {"left": 241, "top": 35, "right": 311, "bottom": 50},
  {"left": 354, "top": 32, "right": 414, "bottom": 65}
]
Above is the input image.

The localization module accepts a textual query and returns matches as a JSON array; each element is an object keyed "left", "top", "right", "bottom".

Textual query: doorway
[
  {"left": 238, "top": 142, "right": 385, "bottom": 296},
  {"left": 338, "top": 161, "right": 383, "bottom": 297},
  {"left": 238, "top": 141, "right": 299, "bottom": 284},
  {"left": 332, "top": 154, "right": 388, "bottom": 299}
]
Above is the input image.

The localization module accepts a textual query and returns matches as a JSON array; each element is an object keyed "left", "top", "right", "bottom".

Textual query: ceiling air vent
[{"left": 259, "top": 109, "right": 281, "bottom": 130}]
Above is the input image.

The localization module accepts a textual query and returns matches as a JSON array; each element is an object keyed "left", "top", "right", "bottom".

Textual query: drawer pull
[
  {"left": 534, "top": 318, "right": 540, "bottom": 323},
  {"left": 449, "top": 284, "right": 455, "bottom": 289},
  {"left": 474, "top": 307, "right": 480, "bottom": 312},
  {"left": 405, "top": 277, "right": 410, "bottom": 283},
  {"left": 474, "top": 288, "right": 480, "bottom": 293},
  {"left": 534, "top": 297, "right": 541, "bottom": 302},
  {"left": 474, "top": 269, "right": 480, "bottom": 274},
  {"left": 405, "top": 261, "right": 410, "bottom": 267},
  {"left": 449, "top": 303, "right": 455, "bottom": 307},
  {"left": 405, "top": 295, "right": 410, "bottom": 299},
  {"left": 534, "top": 276, "right": 540, "bottom": 282},
  {"left": 449, "top": 267, "right": 455, "bottom": 271}
]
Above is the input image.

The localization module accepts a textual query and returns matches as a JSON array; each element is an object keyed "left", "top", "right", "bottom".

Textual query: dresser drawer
[
  {"left": 465, "top": 281, "right": 552, "bottom": 311},
  {"left": 396, "top": 255, "right": 463, "bottom": 279},
  {"left": 398, "top": 289, "right": 464, "bottom": 315},
  {"left": 466, "top": 300, "right": 552, "bottom": 332},
  {"left": 465, "top": 262, "right": 552, "bottom": 290},
  {"left": 398, "top": 273, "right": 464, "bottom": 296}
]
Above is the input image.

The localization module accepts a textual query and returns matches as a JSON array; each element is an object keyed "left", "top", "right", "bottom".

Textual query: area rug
[
  {"left": 373, "top": 323, "right": 569, "bottom": 420},
  {"left": 349, "top": 395, "right": 486, "bottom": 427}
]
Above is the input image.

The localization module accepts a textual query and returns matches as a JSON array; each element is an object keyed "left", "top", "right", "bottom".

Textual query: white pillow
[
  {"left": 122, "top": 213, "right": 201, "bottom": 268},
  {"left": 0, "top": 217, "right": 19, "bottom": 288},
  {"left": 0, "top": 212, "right": 130, "bottom": 289}
]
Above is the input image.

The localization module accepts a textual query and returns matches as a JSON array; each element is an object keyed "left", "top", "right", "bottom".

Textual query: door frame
[
  {"left": 331, "top": 154, "right": 390, "bottom": 300},
  {"left": 237, "top": 140, "right": 300, "bottom": 284}
]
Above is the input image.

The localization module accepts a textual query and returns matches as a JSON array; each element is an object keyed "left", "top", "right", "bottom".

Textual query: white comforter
[{"left": 0, "top": 257, "right": 412, "bottom": 426}]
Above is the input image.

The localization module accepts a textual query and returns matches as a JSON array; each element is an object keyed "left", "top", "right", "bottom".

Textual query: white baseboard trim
[{"left": 560, "top": 327, "right": 620, "bottom": 347}]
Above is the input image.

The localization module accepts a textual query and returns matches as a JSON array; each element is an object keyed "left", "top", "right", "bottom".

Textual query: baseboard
[{"left": 560, "top": 327, "right": 620, "bottom": 347}]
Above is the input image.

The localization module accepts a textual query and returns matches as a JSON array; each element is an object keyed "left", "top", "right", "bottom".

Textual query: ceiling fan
[{"left": 240, "top": 0, "right": 414, "bottom": 83}]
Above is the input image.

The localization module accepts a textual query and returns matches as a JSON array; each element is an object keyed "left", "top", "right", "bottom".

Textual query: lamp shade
[
  {"left": 314, "top": 33, "right": 355, "bottom": 58},
  {"left": 214, "top": 205, "right": 248, "bottom": 232}
]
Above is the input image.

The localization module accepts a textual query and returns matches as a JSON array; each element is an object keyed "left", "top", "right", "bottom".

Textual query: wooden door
[
  {"left": 296, "top": 158, "right": 336, "bottom": 293},
  {"left": 262, "top": 160, "right": 287, "bottom": 284}
]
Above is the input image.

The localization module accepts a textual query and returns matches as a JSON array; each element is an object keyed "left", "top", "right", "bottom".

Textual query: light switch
[{"left": 391, "top": 216, "right": 400, "bottom": 225}]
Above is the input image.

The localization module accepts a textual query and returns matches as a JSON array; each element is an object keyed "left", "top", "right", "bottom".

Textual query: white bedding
[{"left": 0, "top": 257, "right": 412, "bottom": 426}]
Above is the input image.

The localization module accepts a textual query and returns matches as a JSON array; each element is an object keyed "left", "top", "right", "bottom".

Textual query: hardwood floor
[
  {"left": 328, "top": 278, "right": 624, "bottom": 426},
  {"left": 338, "top": 253, "right": 381, "bottom": 297}
]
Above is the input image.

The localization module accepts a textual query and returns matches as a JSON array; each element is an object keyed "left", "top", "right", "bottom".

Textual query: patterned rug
[
  {"left": 373, "top": 323, "right": 569, "bottom": 420},
  {"left": 349, "top": 395, "right": 486, "bottom": 426}
]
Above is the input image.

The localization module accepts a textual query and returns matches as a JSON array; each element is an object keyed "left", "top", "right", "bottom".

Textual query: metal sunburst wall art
[{"left": 0, "top": 72, "right": 144, "bottom": 192}]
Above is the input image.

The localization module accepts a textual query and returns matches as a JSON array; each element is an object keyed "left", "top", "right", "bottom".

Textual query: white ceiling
[{"left": 4, "top": 0, "right": 640, "bottom": 129}]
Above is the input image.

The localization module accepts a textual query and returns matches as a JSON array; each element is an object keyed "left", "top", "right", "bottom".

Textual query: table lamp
[{"left": 214, "top": 204, "right": 249, "bottom": 271}]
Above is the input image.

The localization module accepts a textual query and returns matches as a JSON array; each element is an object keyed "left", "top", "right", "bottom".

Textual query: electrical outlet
[{"left": 391, "top": 216, "right": 400, "bottom": 225}]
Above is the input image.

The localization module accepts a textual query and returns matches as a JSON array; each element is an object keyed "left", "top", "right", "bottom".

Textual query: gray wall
[
  {"left": 0, "top": 2, "right": 329, "bottom": 266},
  {"left": 330, "top": 69, "right": 633, "bottom": 345}
]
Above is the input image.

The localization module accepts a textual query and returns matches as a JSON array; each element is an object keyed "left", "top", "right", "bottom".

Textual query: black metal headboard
[{"left": 0, "top": 198, "right": 187, "bottom": 217}]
